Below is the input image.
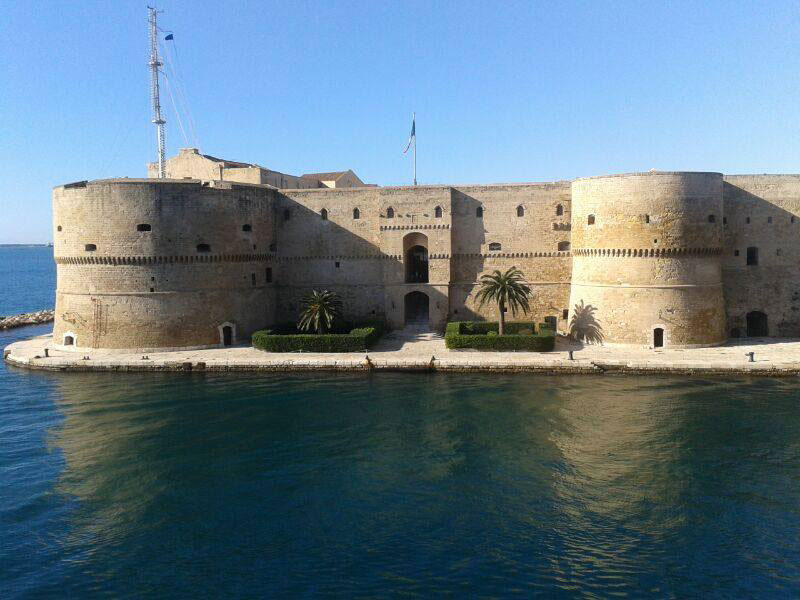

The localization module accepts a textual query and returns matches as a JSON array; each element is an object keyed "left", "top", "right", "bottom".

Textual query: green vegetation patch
[
  {"left": 252, "top": 320, "right": 386, "bottom": 353},
  {"left": 445, "top": 321, "right": 555, "bottom": 352}
]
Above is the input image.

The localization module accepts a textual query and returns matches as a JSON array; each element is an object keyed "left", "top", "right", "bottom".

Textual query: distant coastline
[{"left": 0, "top": 243, "right": 52, "bottom": 247}]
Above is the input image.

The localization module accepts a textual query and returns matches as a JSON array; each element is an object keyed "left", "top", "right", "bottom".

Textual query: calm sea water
[
  {"left": 2, "top": 248, "right": 800, "bottom": 597},
  {"left": 0, "top": 245, "right": 56, "bottom": 316}
]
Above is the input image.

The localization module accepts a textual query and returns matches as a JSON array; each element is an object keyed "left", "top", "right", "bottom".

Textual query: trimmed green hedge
[
  {"left": 252, "top": 322, "right": 385, "bottom": 353},
  {"left": 445, "top": 321, "right": 555, "bottom": 352}
]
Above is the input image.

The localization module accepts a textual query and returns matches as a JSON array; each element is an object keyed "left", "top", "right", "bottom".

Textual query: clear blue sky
[{"left": 3, "top": 0, "right": 800, "bottom": 243}]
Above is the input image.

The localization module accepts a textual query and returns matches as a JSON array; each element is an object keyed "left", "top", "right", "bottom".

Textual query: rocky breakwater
[{"left": 0, "top": 310, "right": 54, "bottom": 330}]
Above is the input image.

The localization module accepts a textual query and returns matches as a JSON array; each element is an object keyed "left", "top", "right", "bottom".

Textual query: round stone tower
[
  {"left": 568, "top": 172, "right": 726, "bottom": 347},
  {"left": 52, "top": 179, "right": 277, "bottom": 351}
]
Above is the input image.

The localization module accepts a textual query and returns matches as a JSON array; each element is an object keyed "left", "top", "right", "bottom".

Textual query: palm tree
[
  {"left": 569, "top": 300, "right": 604, "bottom": 344},
  {"left": 298, "top": 290, "right": 343, "bottom": 334},
  {"left": 474, "top": 266, "right": 532, "bottom": 335}
]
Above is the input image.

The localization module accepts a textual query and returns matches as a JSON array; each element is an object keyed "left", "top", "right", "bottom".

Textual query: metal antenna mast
[{"left": 148, "top": 6, "right": 166, "bottom": 178}]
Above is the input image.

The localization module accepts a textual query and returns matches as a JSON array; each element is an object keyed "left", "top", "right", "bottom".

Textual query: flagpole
[{"left": 413, "top": 112, "right": 417, "bottom": 186}]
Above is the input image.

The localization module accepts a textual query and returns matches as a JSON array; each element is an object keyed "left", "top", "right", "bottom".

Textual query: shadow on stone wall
[
  {"left": 569, "top": 300, "right": 604, "bottom": 346},
  {"left": 722, "top": 182, "right": 800, "bottom": 337}
]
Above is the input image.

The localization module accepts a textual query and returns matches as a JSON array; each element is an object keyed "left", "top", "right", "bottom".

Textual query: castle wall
[
  {"left": 52, "top": 179, "right": 277, "bottom": 350},
  {"left": 569, "top": 172, "right": 726, "bottom": 347},
  {"left": 722, "top": 175, "right": 800, "bottom": 337},
  {"left": 52, "top": 170, "right": 800, "bottom": 351},
  {"left": 449, "top": 183, "right": 572, "bottom": 330}
]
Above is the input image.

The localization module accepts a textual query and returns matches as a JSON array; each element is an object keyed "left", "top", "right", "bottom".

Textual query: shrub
[
  {"left": 444, "top": 321, "right": 555, "bottom": 352},
  {"left": 252, "top": 324, "right": 383, "bottom": 353}
]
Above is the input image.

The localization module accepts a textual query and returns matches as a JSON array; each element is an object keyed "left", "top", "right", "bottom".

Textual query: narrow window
[
  {"left": 150, "top": 287, "right": 154, "bottom": 293},
  {"left": 84, "top": 244, "right": 96, "bottom": 251},
  {"left": 562, "top": 309, "right": 568, "bottom": 320},
  {"left": 264, "top": 268, "right": 272, "bottom": 283},
  {"left": 321, "top": 208, "right": 328, "bottom": 220},
  {"left": 57, "top": 225, "right": 62, "bottom": 232},
  {"left": 644, "top": 214, "right": 650, "bottom": 224},
  {"left": 746, "top": 246, "right": 758, "bottom": 266},
  {"left": 251, "top": 273, "right": 256, "bottom": 286},
  {"left": 335, "top": 261, "right": 340, "bottom": 268},
  {"left": 386, "top": 207, "right": 394, "bottom": 218},
  {"left": 434, "top": 206, "right": 442, "bottom": 218},
  {"left": 476, "top": 206, "right": 483, "bottom": 218},
  {"left": 767, "top": 216, "right": 772, "bottom": 224},
  {"left": 284, "top": 209, "right": 291, "bottom": 221},
  {"left": 557, "top": 241, "right": 570, "bottom": 251},
  {"left": 556, "top": 204, "right": 563, "bottom": 216},
  {"left": 137, "top": 223, "right": 152, "bottom": 232},
  {"left": 723, "top": 217, "right": 727, "bottom": 225},
  {"left": 353, "top": 208, "right": 360, "bottom": 219},
  {"left": 242, "top": 224, "right": 252, "bottom": 232},
  {"left": 488, "top": 242, "right": 501, "bottom": 251},
  {"left": 777, "top": 249, "right": 782, "bottom": 256},
  {"left": 196, "top": 243, "right": 210, "bottom": 253},
  {"left": 746, "top": 217, "right": 751, "bottom": 224},
  {"left": 708, "top": 215, "right": 715, "bottom": 223},
  {"left": 734, "top": 250, "right": 740, "bottom": 256},
  {"left": 587, "top": 214, "right": 595, "bottom": 225},
  {"left": 516, "top": 205, "right": 524, "bottom": 217}
]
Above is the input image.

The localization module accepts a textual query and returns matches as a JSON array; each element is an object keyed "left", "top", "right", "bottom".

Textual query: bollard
[
  {"left": 745, "top": 352, "right": 755, "bottom": 363},
  {"left": 568, "top": 350, "right": 574, "bottom": 361}
]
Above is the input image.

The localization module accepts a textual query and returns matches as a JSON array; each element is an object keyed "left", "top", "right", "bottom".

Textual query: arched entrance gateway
[
  {"left": 403, "top": 232, "right": 429, "bottom": 283},
  {"left": 404, "top": 291, "right": 429, "bottom": 326},
  {"left": 746, "top": 311, "right": 768, "bottom": 337}
]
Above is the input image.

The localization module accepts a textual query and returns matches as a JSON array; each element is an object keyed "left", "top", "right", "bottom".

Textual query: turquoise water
[
  {"left": 0, "top": 245, "right": 56, "bottom": 316},
  {"left": 2, "top": 248, "right": 800, "bottom": 597}
]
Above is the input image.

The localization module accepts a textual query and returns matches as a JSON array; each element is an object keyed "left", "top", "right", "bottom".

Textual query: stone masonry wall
[
  {"left": 722, "top": 175, "right": 800, "bottom": 337},
  {"left": 569, "top": 172, "right": 726, "bottom": 347},
  {"left": 52, "top": 179, "right": 277, "bottom": 350}
]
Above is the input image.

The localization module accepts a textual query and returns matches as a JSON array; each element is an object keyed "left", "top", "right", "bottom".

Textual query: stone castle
[{"left": 51, "top": 148, "right": 800, "bottom": 351}]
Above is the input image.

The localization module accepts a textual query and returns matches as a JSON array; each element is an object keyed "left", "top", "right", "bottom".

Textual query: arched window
[
  {"left": 587, "top": 214, "right": 595, "bottom": 225},
  {"left": 386, "top": 207, "right": 394, "bottom": 218},
  {"left": 708, "top": 215, "right": 716, "bottom": 223},
  {"left": 746, "top": 246, "right": 758, "bottom": 265},
  {"left": 558, "top": 241, "right": 570, "bottom": 251},
  {"left": 137, "top": 223, "right": 151, "bottom": 232},
  {"left": 196, "top": 243, "right": 210, "bottom": 253},
  {"left": 476, "top": 206, "right": 483, "bottom": 218},
  {"left": 242, "top": 224, "right": 252, "bottom": 232},
  {"left": 57, "top": 225, "right": 62, "bottom": 232},
  {"left": 320, "top": 208, "right": 328, "bottom": 220},
  {"left": 353, "top": 207, "right": 360, "bottom": 219},
  {"left": 556, "top": 204, "right": 563, "bottom": 216},
  {"left": 488, "top": 242, "right": 501, "bottom": 251},
  {"left": 516, "top": 205, "right": 524, "bottom": 217},
  {"left": 434, "top": 206, "right": 442, "bottom": 218},
  {"left": 84, "top": 244, "right": 96, "bottom": 251}
]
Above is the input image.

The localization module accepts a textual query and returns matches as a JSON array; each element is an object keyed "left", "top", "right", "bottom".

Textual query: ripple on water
[{"left": 1, "top": 342, "right": 800, "bottom": 597}]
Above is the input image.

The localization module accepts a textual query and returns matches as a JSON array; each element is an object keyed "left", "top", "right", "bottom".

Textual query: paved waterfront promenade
[{"left": 6, "top": 328, "right": 800, "bottom": 376}]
